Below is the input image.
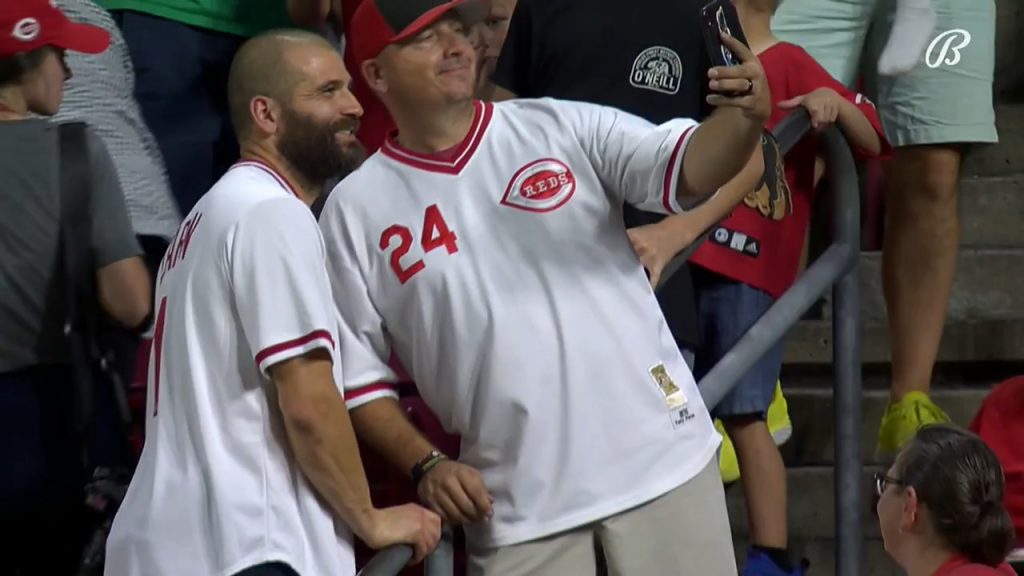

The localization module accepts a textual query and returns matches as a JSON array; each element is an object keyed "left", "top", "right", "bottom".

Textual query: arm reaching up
[{"left": 678, "top": 33, "right": 772, "bottom": 201}]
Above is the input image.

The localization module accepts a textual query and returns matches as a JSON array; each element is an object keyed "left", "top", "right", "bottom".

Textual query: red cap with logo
[
  {"left": 0, "top": 0, "right": 110, "bottom": 58},
  {"left": 349, "top": 0, "right": 486, "bottom": 67}
]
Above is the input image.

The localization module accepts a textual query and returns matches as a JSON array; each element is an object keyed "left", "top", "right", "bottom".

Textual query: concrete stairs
[{"left": 726, "top": 0, "right": 1024, "bottom": 572}]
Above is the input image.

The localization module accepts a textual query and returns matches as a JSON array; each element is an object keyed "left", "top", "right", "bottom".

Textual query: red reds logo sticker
[{"left": 500, "top": 159, "right": 576, "bottom": 213}]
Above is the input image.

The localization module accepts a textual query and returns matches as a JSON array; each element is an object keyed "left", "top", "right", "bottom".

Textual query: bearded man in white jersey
[
  {"left": 105, "top": 30, "right": 441, "bottom": 576},
  {"left": 319, "top": 0, "right": 771, "bottom": 573}
]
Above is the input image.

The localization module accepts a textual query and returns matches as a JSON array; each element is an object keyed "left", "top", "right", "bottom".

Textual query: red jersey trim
[
  {"left": 347, "top": 382, "right": 399, "bottom": 400},
  {"left": 380, "top": 101, "right": 493, "bottom": 175},
  {"left": 662, "top": 125, "right": 697, "bottom": 213},
  {"left": 254, "top": 330, "right": 336, "bottom": 367},
  {"left": 232, "top": 160, "right": 300, "bottom": 198}
]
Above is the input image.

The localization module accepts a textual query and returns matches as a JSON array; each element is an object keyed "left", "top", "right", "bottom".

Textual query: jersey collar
[
  {"left": 381, "top": 100, "right": 493, "bottom": 175},
  {"left": 231, "top": 159, "right": 300, "bottom": 198}
]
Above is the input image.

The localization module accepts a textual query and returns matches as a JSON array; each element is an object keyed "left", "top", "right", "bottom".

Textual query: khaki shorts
[
  {"left": 772, "top": 0, "right": 998, "bottom": 147},
  {"left": 467, "top": 458, "right": 736, "bottom": 576}
]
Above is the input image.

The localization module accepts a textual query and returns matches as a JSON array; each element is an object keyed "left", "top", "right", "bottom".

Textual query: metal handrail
[
  {"left": 689, "top": 109, "right": 864, "bottom": 576},
  {"left": 358, "top": 545, "right": 413, "bottom": 576},
  {"left": 414, "top": 110, "right": 864, "bottom": 576}
]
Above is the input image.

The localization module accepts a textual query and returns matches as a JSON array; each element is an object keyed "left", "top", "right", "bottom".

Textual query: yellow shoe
[
  {"left": 875, "top": 391, "right": 951, "bottom": 460},
  {"left": 767, "top": 380, "right": 793, "bottom": 446},
  {"left": 716, "top": 418, "right": 741, "bottom": 484}
]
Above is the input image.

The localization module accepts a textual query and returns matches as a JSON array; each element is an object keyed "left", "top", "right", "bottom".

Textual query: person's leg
[
  {"left": 0, "top": 366, "right": 87, "bottom": 576},
  {"left": 771, "top": 0, "right": 878, "bottom": 88},
  {"left": 597, "top": 457, "right": 736, "bottom": 575},
  {"left": 467, "top": 526, "right": 597, "bottom": 576},
  {"left": 698, "top": 276, "right": 794, "bottom": 573},
  {"left": 0, "top": 368, "right": 47, "bottom": 575},
  {"left": 867, "top": 0, "right": 997, "bottom": 456},
  {"left": 691, "top": 266, "right": 740, "bottom": 484}
]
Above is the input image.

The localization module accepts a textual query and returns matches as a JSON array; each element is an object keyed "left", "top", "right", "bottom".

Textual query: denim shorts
[{"left": 691, "top": 268, "right": 784, "bottom": 419}]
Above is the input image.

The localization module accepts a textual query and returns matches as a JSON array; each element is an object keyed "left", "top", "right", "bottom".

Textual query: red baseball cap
[
  {"left": 0, "top": 0, "right": 110, "bottom": 58},
  {"left": 349, "top": 0, "right": 487, "bottom": 66}
]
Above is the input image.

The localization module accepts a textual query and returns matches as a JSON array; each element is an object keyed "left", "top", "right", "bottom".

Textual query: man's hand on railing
[
  {"left": 361, "top": 503, "right": 443, "bottom": 564},
  {"left": 418, "top": 460, "right": 494, "bottom": 526}
]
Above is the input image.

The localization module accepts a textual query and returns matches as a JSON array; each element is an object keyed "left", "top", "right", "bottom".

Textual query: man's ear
[
  {"left": 250, "top": 95, "right": 282, "bottom": 136},
  {"left": 361, "top": 57, "right": 387, "bottom": 94}
]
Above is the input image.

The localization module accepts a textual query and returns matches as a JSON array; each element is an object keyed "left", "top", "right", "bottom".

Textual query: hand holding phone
[{"left": 699, "top": 0, "right": 771, "bottom": 121}]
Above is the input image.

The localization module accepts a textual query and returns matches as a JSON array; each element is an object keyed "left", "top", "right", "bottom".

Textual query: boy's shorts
[
  {"left": 772, "top": 0, "right": 998, "bottom": 147},
  {"left": 691, "top": 268, "right": 784, "bottom": 420}
]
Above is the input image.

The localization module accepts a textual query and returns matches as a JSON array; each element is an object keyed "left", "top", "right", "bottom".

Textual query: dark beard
[{"left": 278, "top": 108, "right": 365, "bottom": 188}]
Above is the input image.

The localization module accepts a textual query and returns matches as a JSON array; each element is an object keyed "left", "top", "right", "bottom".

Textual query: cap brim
[
  {"left": 53, "top": 21, "right": 110, "bottom": 54},
  {"left": 390, "top": 0, "right": 489, "bottom": 45}
]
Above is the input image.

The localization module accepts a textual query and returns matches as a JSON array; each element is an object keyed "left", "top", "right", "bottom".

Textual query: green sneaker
[
  {"left": 767, "top": 380, "right": 793, "bottom": 446},
  {"left": 875, "top": 391, "right": 951, "bottom": 460},
  {"left": 716, "top": 382, "right": 791, "bottom": 485}
]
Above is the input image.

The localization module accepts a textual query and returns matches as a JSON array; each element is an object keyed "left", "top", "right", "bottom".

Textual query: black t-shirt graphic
[{"left": 493, "top": 0, "right": 715, "bottom": 350}]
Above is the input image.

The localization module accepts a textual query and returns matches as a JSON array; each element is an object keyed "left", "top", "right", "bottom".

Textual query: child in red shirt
[{"left": 687, "top": 0, "right": 890, "bottom": 573}]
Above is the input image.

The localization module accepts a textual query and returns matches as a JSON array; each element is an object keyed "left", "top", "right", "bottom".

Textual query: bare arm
[
  {"left": 273, "top": 350, "right": 442, "bottom": 561},
  {"left": 351, "top": 397, "right": 493, "bottom": 525},
  {"left": 834, "top": 97, "right": 883, "bottom": 155},
  {"left": 677, "top": 34, "right": 771, "bottom": 201},
  {"left": 349, "top": 397, "right": 438, "bottom": 475},
  {"left": 666, "top": 146, "right": 763, "bottom": 246},
  {"left": 96, "top": 256, "right": 151, "bottom": 329},
  {"left": 627, "top": 147, "right": 763, "bottom": 287},
  {"left": 273, "top": 350, "right": 378, "bottom": 536}
]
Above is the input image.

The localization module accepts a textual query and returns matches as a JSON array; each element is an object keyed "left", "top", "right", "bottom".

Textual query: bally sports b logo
[{"left": 501, "top": 159, "right": 577, "bottom": 213}]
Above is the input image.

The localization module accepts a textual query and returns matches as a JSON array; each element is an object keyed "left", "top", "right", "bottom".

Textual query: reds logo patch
[{"left": 500, "top": 159, "right": 576, "bottom": 213}]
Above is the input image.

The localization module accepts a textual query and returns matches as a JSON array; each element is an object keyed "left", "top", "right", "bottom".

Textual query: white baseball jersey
[
  {"left": 106, "top": 161, "right": 355, "bottom": 576},
  {"left": 320, "top": 98, "right": 721, "bottom": 549}
]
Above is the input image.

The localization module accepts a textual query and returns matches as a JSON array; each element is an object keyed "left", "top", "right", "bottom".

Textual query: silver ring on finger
[{"left": 745, "top": 79, "right": 754, "bottom": 94}]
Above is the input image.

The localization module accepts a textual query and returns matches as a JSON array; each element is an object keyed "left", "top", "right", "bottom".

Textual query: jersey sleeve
[
  {"left": 319, "top": 197, "right": 400, "bottom": 409},
  {"left": 563, "top": 100, "right": 700, "bottom": 214},
  {"left": 491, "top": 0, "right": 535, "bottom": 97},
  {"left": 229, "top": 198, "right": 338, "bottom": 377},
  {"left": 787, "top": 46, "right": 892, "bottom": 159}
]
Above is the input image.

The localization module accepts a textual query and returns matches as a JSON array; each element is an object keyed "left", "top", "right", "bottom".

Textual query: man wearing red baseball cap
[
  {"left": 0, "top": 0, "right": 109, "bottom": 116},
  {"left": 323, "top": 0, "right": 769, "bottom": 574}
]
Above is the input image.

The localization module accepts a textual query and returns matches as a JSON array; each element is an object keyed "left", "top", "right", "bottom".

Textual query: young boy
[{"left": 629, "top": 0, "right": 891, "bottom": 574}]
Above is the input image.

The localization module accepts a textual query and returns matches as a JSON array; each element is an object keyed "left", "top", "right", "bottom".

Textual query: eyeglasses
[{"left": 874, "top": 472, "right": 904, "bottom": 497}]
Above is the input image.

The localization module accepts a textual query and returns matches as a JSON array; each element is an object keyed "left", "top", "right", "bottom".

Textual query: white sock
[{"left": 877, "top": 0, "right": 937, "bottom": 76}]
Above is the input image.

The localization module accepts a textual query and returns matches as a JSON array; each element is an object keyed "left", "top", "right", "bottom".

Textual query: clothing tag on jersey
[
  {"left": 670, "top": 404, "right": 697, "bottom": 428},
  {"left": 650, "top": 363, "right": 687, "bottom": 410}
]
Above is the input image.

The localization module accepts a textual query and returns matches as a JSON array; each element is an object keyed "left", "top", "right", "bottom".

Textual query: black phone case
[{"left": 700, "top": 0, "right": 750, "bottom": 70}]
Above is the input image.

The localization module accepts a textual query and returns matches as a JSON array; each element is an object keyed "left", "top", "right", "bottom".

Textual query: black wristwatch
[{"left": 411, "top": 450, "right": 448, "bottom": 486}]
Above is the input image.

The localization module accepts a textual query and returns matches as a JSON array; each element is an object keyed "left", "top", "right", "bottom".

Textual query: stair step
[
  {"left": 776, "top": 388, "right": 989, "bottom": 466},
  {"left": 857, "top": 249, "right": 1024, "bottom": 323},
  {"left": 783, "top": 318, "right": 1024, "bottom": 364},
  {"left": 728, "top": 466, "right": 885, "bottom": 539},
  {"left": 731, "top": 537, "right": 899, "bottom": 576},
  {"left": 960, "top": 176, "right": 1024, "bottom": 247},
  {"left": 962, "top": 104, "right": 1024, "bottom": 177}
]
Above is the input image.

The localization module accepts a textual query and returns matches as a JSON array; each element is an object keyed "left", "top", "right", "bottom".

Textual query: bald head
[{"left": 227, "top": 29, "right": 338, "bottom": 139}]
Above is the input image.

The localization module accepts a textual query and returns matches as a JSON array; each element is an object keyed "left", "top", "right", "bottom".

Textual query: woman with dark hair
[{"left": 877, "top": 423, "right": 1017, "bottom": 575}]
